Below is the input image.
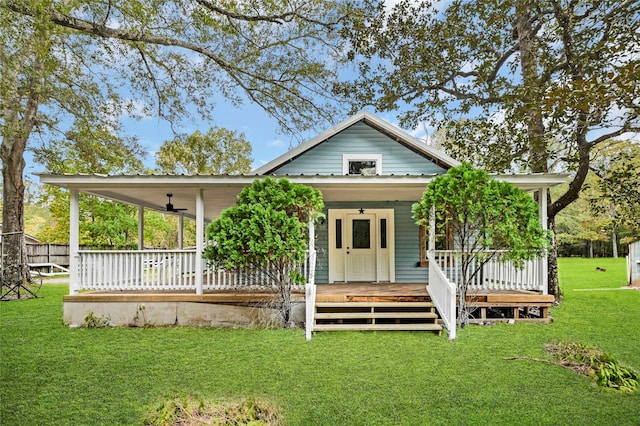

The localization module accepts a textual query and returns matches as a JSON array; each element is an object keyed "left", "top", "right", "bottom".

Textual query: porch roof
[{"left": 37, "top": 172, "right": 568, "bottom": 221}]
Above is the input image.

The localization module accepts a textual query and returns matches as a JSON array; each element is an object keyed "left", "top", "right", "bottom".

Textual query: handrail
[{"left": 426, "top": 250, "right": 457, "bottom": 340}]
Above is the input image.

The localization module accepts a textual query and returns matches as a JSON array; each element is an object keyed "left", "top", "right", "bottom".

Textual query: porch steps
[{"left": 313, "top": 301, "right": 442, "bottom": 334}]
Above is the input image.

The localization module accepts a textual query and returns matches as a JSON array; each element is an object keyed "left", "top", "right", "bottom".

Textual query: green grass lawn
[{"left": 1, "top": 258, "right": 639, "bottom": 425}]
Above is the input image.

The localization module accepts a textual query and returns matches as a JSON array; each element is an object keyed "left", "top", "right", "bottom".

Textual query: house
[{"left": 38, "top": 111, "right": 566, "bottom": 339}]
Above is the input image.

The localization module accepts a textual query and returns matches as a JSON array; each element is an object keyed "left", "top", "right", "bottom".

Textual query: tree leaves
[
  {"left": 413, "top": 162, "right": 550, "bottom": 266},
  {"left": 204, "top": 177, "right": 324, "bottom": 271},
  {"left": 339, "top": 0, "right": 639, "bottom": 212},
  {"left": 204, "top": 177, "right": 324, "bottom": 326},
  {"left": 412, "top": 163, "right": 550, "bottom": 326},
  {"left": 155, "top": 127, "right": 252, "bottom": 175}
]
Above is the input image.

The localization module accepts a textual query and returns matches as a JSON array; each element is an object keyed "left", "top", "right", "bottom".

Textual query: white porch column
[
  {"left": 308, "top": 221, "right": 315, "bottom": 258},
  {"left": 69, "top": 189, "right": 80, "bottom": 295},
  {"left": 305, "top": 219, "right": 317, "bottom": 340},
  {"left": 195, "top": 189, "right": 204, "bottom": 295},
  {"left": 428, "top": 206, "right": 436, "bottom": 251},
  {"left": 138, "top": 204, "right": 144, "bottom": 250},
  {"left": 307, "top": 220, "right": 316, "bottom": 285},
  {"left": 539, "top": 188, "right": 549, "bottom": 295}
]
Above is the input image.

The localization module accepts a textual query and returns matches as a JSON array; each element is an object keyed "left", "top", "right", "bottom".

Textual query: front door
[
  {"left": 328, "top": 208, "right": 395, "bottom": 283},
  {"left": 345, "top": 213, "right": 377, "bottom": 281}
]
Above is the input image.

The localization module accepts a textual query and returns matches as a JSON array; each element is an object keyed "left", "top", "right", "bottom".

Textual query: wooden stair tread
[
  {"left": 313, "top": 323, "right": 443, "bottom": 332},
  {"left": 315, "top": 312, "right": 439, "bottom": 320},
  {"left": 315, "top": 301, "right": 435, "bottom": 308}
]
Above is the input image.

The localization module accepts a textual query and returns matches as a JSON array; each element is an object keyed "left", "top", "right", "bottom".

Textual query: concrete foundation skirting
[{"left": 64, "top": 300, "right": 306, "bottom": 328}]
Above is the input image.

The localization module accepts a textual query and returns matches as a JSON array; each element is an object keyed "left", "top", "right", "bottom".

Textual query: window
[
  {"left": 352, "top": 219, "right": 371, "bottom": 249},
  {"left": 343, "top": 154, "right": 382, "bottom": 176},
  {"left": 380, "top": 218, "right": 387, "bottom": 249},
  {"left": 335, "top": 219, "right": 342, "bottom": 249},
  {"left": 349, "top": 160, "right": 377, "bottom": 175}
]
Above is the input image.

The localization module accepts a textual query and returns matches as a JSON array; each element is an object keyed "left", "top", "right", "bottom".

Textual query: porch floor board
[
  {"left": 64, "top": 289, "right": 304, "bottom": 304},
  {"left": 65, "top": 284, "right": 554, "bottom": 306},
  {"left": 316, "top": 283, "right": 431, "bottom": 303},
  {"left": 315, "top": 283, "right": 554, "bottom": 303}
]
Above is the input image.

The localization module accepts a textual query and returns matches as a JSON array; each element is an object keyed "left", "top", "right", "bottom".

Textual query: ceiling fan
[{"left": 165, "top": 193, "right": 187, "bottom": 212}]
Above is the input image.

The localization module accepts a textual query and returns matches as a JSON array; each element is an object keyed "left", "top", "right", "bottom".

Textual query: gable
[{"left": 255, "top": 112, "right": 458, "bottom": 176}]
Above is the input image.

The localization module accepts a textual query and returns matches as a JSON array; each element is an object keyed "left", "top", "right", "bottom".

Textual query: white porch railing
[
  {"left": 426, "top": 249, "right": 547, "bottom": 340},
  {"left": 426, "top": 250, "right": 457, "bottom": 340},
  {"left": 75, "top": 249, "right": 314, "bottom": 292},
  {"left": 431, "top": 250, "right": 546, "bottom": 292}
]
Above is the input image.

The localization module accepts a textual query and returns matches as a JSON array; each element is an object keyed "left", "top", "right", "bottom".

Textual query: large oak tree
[
  {"left": 1, "top": 0, "right": 346, "bottom": 280},
  {"left": 338, "top": 0, "right": 639, "bottom": 298}
]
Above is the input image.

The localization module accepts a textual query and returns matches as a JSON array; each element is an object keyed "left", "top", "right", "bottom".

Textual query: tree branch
[
  {"left": 5, "top": 2, "right": 333, "bottom": 134},
  {"left": 195, "top": 0, "right": 339, "bottom": 28}
]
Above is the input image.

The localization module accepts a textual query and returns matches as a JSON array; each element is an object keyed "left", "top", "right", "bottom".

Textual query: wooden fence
[{"left": 26, "top": 244, "right": 70, "bottom": 267}]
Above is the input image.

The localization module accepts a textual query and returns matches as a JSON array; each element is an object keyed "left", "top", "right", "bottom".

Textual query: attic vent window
[
  {"left": 343, "top": 154, "right": 382, "bottom": 176},
  {"left": 349, "top": 160, "right": 377, "bottom": 176}
]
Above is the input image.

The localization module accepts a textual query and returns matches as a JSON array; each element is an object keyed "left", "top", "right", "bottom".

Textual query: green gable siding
[
  {"left": 272, "top": 122, "right": 447, "bottom": 176},
  {"left": 314, "top": 201, "right": 428, "bottom": 284}
]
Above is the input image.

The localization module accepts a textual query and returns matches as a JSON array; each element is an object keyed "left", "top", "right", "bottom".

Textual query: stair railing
[{"left": 427, "top": 250, "right": 457, "bottom": 340}]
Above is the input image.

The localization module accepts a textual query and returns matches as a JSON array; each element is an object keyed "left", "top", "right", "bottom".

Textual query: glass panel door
[{"left": 346, "top": 214, "right": 376, "bottom": 281}]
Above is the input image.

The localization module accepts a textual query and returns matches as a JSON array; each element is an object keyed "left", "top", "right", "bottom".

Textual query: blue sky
[
  {"left": 126, "top": 103, "right": 425, "bottom": 173},
  {"left": 121, "top": 100, "right": 299, "bottom": 172},
  {"left": 134, "top": 107, "right": 422, "bottom": 170},
  {"left": 24, "top": 92, "right": 425, "bottom": 181}
]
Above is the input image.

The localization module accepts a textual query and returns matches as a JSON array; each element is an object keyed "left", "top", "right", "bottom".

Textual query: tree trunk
[
  {"left": 515, "top": 0, "right": 548, "bottom": 174},
  {"left": 516, "top": 0, "right": 564, "bottom": 301},
  {"left": 611, "top": 228, "right": 618, "bottom": 258},
  {"left": 1, "top": 45, "right": 44, "bottom": 283},
  {"left": 1, "top": 137, "right": 28, "bottom": 282},
  {"left": 547, "top": 216, "right": 562, "bottom": 301}
]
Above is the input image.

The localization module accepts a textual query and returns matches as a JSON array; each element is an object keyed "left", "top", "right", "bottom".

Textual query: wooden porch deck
[{"left": 63, "top": 283, "right": 555, "bottom": 325}]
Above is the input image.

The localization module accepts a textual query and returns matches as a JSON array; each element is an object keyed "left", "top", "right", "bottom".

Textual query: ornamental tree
[
  {"left": 204, "top": 178, "right": 324, "bottom": 327},
  {"left": 412, "top": 163, "right": 550, "bottom": 327}
]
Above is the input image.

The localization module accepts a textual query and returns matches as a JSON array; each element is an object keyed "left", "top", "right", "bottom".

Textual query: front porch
[{"left": 61, "top": 248, "right": 554, "bottom": 337}]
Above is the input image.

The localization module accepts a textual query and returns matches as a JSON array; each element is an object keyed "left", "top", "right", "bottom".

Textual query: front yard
[{"left": 1, "top": 258, "right": 638, "bottom": 425}]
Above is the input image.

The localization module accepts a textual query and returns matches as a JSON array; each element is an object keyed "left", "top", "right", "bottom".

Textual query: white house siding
[{"left": 271, "top": 122, "right": 447, "bottom": 176}]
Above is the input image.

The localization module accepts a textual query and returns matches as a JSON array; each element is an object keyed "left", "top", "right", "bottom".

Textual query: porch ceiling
[{"left": 37, "top": 173, "right": 568, "bottom": 221}]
